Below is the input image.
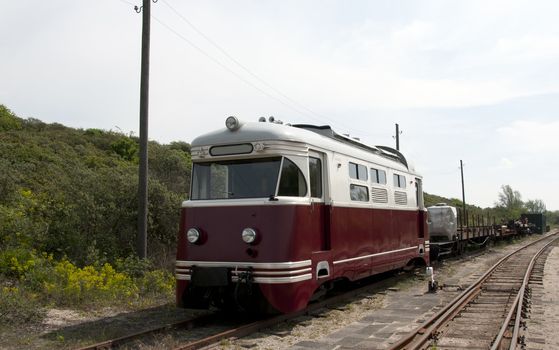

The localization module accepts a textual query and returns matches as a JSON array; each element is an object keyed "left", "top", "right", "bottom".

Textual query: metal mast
[
  {"left": 395, "top": 123, "right": 400, "bottom": 150},
  {"left": 460, "top": 159, "right": 466, "bottom": 232},
  {"left": 137, "top": 0, "right": 151, "bottom": 259}
]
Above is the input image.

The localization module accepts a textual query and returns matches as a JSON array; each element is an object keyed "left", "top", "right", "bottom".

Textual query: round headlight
[
  {"left": 241, "top": 228, "right": 257, "bottom": 244},
  {"left": 225, "top": 116, "right": 240, "bottom": 131},
  {"left": 186, "top": 228, "right": 200, "bottom": 243}
]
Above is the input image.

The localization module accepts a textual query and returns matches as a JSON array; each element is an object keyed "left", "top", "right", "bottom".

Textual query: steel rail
[
  {"left": 173, "top": 311, "right": 303, "bottom": 350},
  {"left": 492, "top": 236, "right": 558, "bottom": 350},
  {"left": 175, "top": 235, "right": 514, "bottom": 350},
  {"left": 76, "top": 233, "right": 557, "bottom": 350},
  {"left": 76, "top": 267, "right": 404, "bottom": 349},
  {"left": 173, "top": 269, "right": 421, "bottom": 350},
  {"left": 74, "top": 312, "right": 217, "bottom": 350},
  {"left": 389, "top": 231, "right": 559, "bottom": 350}
]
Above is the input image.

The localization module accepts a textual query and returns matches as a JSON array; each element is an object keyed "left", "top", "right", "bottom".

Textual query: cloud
[
  {"left": 497, "top": 120, "right": 559, "bottom": 153},
  {"left": 494, "top": 35, "right": 559, "bottom": 62},
  {"left": 231, "top": 9, "right": 559, "bottom": 112},
  {"left": 3, "top": 0, "right": 559, "bottom": 210},
  {"left": 499, "top": 157, "right": 514, "bottom": 169},
  {"left": 5, "top": 0, "right": 559, "bottom": 137}
]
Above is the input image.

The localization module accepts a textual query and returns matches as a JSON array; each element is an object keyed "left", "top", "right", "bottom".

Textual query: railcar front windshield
[{"left": 191, "top": 157, "right": 307, "bottom": 200}]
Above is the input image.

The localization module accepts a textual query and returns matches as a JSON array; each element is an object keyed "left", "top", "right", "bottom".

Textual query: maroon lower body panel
[
  {"left": 257, "top": 282, "right": 316, "bottom": 313},
  {"left": 175, "top": 203, "right": 428, "bottom": 313}
]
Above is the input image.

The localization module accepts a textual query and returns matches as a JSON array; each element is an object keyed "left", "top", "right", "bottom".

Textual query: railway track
[
  {"left": 77, "top": 233, "right": 557, "bottom": 350},
  {"left": 390, "top": 232, "right": 559, "bottom": 350},
  {"left": 75, "top": 268, "right": 405, "bottom": 350},
  {"left": 74, "top": 312, "right": 221, "bottom": 350}
]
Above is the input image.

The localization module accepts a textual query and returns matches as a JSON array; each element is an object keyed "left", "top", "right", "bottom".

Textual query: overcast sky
[{"left": 2, "top": 0, "right": 559, "bottom": 210}]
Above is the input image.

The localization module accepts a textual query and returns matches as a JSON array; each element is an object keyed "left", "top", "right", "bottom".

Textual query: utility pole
[
  {"left": 460, "top": 160, "right": 466, "bottom": 231},
  {"left": 395, "top": 123, "right": 400, "bottom": 150},
  {"left": 137, "top": 0, "right": 151, "bottom": 259}
]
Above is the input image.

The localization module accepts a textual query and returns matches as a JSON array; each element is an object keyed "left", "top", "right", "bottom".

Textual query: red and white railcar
[{"left": 176, "top": 117, "right": 429, "bottom": 314}]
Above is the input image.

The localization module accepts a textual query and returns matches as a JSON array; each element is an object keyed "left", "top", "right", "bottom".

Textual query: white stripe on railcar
[{"left": 333, "top": 246, "right": 419, "bottom": 265}]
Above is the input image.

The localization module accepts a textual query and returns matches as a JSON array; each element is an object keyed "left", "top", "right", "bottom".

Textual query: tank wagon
[
  {"left": 427, "top": 203, "right": 538, "bottom": 259},
  {"left": 176, "top": 117, "right": 429, "bottom": 314},
  {"left": 427, "top": 204, "right": 462, "bottom": 258}
]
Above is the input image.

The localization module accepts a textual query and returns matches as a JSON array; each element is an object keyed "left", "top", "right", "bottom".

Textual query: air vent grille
[
  {"left": 371, "top": 187, "right": 388, "bottom": 203},
  {"left": 394, "top": 191, "right": 408, "bottom": 205}
]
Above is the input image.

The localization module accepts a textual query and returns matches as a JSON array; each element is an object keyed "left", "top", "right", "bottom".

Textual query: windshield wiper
[{"left": 212, "top": 191, "right": 234, "bottom": 198}]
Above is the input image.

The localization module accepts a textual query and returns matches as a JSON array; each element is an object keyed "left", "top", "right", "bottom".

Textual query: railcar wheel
[
  {"left": 455, "top": 241, "right": 466, "bottom": 255},
  {"left": 182, "top": 286, "right": 211, "bottom": 309},
  {"left": 430, "top": 245, "right": 440, "bottom": 261},
  {"left": 309, "top": 282, "right": 333, "bottom": 303},
  {"left": 233, "top": 284, "right": 280, "bottom": 315}
]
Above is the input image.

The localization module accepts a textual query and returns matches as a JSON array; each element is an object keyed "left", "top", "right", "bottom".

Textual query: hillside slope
[{"left": 0, "top": 105, "right": 191, "bottom": 266}]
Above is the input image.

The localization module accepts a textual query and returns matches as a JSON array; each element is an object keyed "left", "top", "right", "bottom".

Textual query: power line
[
  {"left": 116, "top": 0, "right": 136, "bottom": 7},
  {"left": 122, "top": 1, "right": 337, "bottom": 130},
  {"left": 159, "top": 0, "right": 355, "bottom": 132},
  {"left": 157, "top": 1, "right": 389, "bottom": 137},
  {"left": 151, "top": 15, "right": 331, "bottom": 124},
  {"left": 119, "top": 0, "right": 388, "bottom": 141}
]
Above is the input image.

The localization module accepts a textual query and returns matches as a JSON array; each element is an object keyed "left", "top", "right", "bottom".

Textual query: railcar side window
[
  {"left": 309, "top": 157, "right": 322, "bottom": 198},
  {"left": 350, "top": 184, "right": 369, "bottom": 201},
  {"left": 371, "top": 168, "right": 387, "bottom": 184},
  {"left": 349, "top": 162, "right": 368, "bottom": 181},
  {"left": 278, "top": 158, "right": 307, "bottom": 197},
  {"left": 393, "top": 174, "right": 406, "bottom": 188}
]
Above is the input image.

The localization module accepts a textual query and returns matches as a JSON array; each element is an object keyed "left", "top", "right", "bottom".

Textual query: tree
[
  {"left": 0, "top": 105, "right": 22, "bottom": 131},
  {"left": 546, "top": 210, "right": 559, "bottom": 226},
  {"left": 524, "top": 199, "right": 546, "bottom": 213},
  {"left": 0, "top": 106, "right": 192, "bottom": 267},
  {"left": 496, "top": 185, "right": 523, "bottom": 219}
]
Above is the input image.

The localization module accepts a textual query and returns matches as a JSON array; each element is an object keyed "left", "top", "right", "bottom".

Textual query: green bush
[
  {"left": 138, "top": 269, "right": 175, "bottom": 296},
  {"left": 0, "top": 247, "right": 38, "bottom": 279},
  {"left": 0, "top": 248, "right": 175, "bottom": 314},
  {"left": 0, "top": 105, "right": 186, "bottom": 317},
  {"left": 110, "top": 137, "right": 139, "bottom": 162},
  {"left": 0, "top": 106, "right": 191, "bottom": 265},
  {"left": 0, "top": 284, "right": 44, "bottom": 326},
  {"left": 113, "top": 255, "right": 175, "bottom": 296},
  {"left": 114, "top": 255, "right": 154, "bottom": 278},
  {"left": 43, "top": 260, "right": 139, "bottom": 305},
  {"left": 0, "top": 105, "right": 22, "bottom": 131},
  {"left": 0, "top": 189, "right": 50, "bottom": 250}
]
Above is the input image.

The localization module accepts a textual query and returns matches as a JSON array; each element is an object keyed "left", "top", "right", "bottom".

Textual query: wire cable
[
  {"left": 152, "top": 15, "right": 326, "bottom": 122},
  {"left": 116, "top": 0, "right": 136, "bottom": 7},
  {"left": 155, "top": 1, "right": 393, "bottom": 137},
  {"left": 115, "top": 0, "right": 323, "bottom": 127},
  {"left": 159, "top": 0, "right": 355, "bottom": 131}
]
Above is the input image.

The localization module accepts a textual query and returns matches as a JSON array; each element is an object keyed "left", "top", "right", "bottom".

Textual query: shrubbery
[
  {"left": 0, "top": 105, "right": 188, "bottom": 325},
  {"left": 0, "top": 105, "right": 22, "bottom": 131},
  {"left": 0, "top": 105, "right": 191, "bottom": 266},
  {"left": 0, "top": 248, "right": 175, "bottom": 325},
  {"left": 44, "top": 260, "right": 138, "bottom": 305},
  {"left": 0, "top": 285, "right": 44, "bottom": 326}
]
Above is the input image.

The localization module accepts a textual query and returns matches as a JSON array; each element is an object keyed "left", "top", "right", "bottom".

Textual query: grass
[{"left": 0, "top": 248, "right": 175, "bottom": 336}]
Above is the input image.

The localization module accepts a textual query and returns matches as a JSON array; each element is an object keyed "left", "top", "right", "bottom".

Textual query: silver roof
[
  {"left": 191, "top": 121, "right": 313, "bottom": 147},
  {"left": 192, "top": 120, "right": 416, "bottom": 173}
]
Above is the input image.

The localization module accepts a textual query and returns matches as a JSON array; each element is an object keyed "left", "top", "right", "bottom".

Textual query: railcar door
[
  {"left": 309, "top": 151, "right": 330, "bottom": 251},
  {"left": 415, "top": 178, "right": 425, "bottom": 238}
]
